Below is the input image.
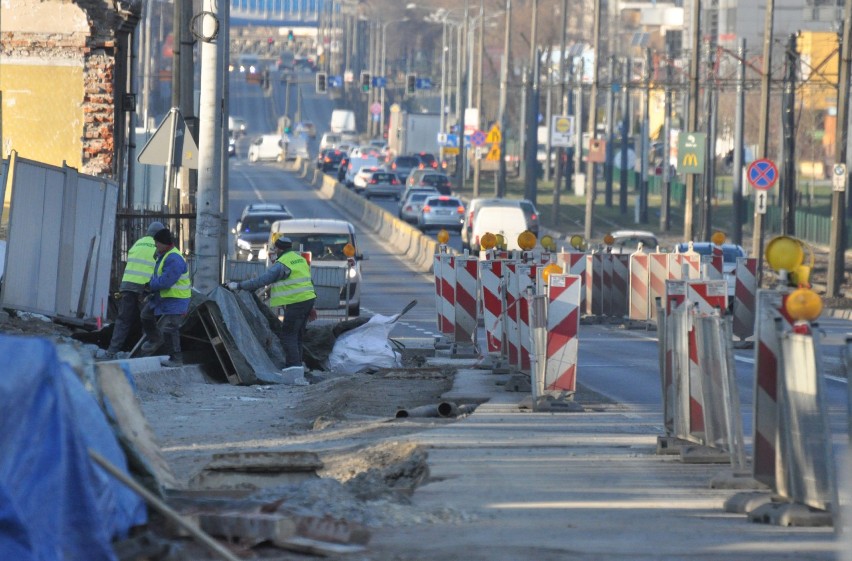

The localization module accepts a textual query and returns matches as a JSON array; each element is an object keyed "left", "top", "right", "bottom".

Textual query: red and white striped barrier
[
  {"left": 648, "top": 253, "right": 669, "bottom": 320},
  {"left": 669, "top": 253, "right": 700, "bottom": 280},
  {"left": 752, "top": 289, "right": 794, "bottom": 490},
  {"left": 517, "top": 264, "right": 537, "bottom": 372},
  {"left": 686, "top": 279, "right": 728, "bottom": 315},
  {"left": 504, "top": 263, "right": 522, "bottom": 368},
  {"left": 665, "top": 280, "right": 688, "bottom": 438},
  {"left": 629, "top": 253, "right": 650, "bottom": 321},
  {"left": 687, "top": 305, "right": 706, "bottom": 442},
  {"left": 480, "top": 258, "right": 506, "bottom": 354},
  {"left": 454, "top": 256, "right": 479, "bottom": 349},
  {"left": 701, "top": 254, "right": 724, "bottom": 280},
  {"left": 601, "top": 254, "right": 614, "bottom": 315},
  {"left": 586, "top": 254, "right": 603, "bottom": 316},
  {"left": 733, "top": 257, "right": 757, "bottom": 340},
  {"left": 433, "top": 253, "right": 455, "bottom": 339},
  {"left": 557, "top": 252, "right": 587, "bottom": 314},
  {"left": 545, "top": 274, "right": 582, "bottom": 393},
  {"left": 611, "top": 254, "right": 630, "bottom": 318}
]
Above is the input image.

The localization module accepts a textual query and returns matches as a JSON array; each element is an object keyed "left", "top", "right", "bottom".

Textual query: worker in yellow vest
[
  {"left": 228, "top": 236, "right": 316, "bottom": 380},
  {"left": 105, "top": 221, "right": 164, "bottom": 359},
  {"left": 140, "top": 228, "right": 191, "bottom": 367}
]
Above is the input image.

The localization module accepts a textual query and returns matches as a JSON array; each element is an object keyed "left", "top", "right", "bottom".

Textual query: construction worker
[
  {"left": 140, "top": 228, "right": 191, "bottom": 367},
  {"left": 104, "top": 221, "right": 164, "bottom": 359},
  {"left": 228, "top": 236, "right": 316, "bottom": 379}
]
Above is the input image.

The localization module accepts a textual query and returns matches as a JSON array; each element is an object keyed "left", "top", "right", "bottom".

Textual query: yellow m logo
[{"left": 682, "top": 153, "right": 699, "bottom": 167}]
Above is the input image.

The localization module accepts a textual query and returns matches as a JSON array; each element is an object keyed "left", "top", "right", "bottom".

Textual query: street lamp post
[{"left": 380, "top": 18, "right": 409, "bottom": 139}]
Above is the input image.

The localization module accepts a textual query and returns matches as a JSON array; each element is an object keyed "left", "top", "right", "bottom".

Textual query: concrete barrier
[{"left": 315, "top": 173, "right": 443, "bottom": 273}]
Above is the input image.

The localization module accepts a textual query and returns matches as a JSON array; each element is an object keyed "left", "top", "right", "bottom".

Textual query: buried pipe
[{"left": 395, "top": 402, "right": 478, "bottom": 419}]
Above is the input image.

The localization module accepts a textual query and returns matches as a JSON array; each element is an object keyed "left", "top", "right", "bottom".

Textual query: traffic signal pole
[
  {"left": 583, "top": 0, "right": 601, "bottom": 241},
  {"left": 683, "top": 0, "right": 700, "bottom": 241},
  {"left": 754, "top": 0, "right": 774, "bottom": 287}
]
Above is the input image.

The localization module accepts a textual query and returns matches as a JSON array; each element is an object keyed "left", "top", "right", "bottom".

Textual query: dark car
[
  {"left": 416, "top": 152, "right": 439, "bottom": 170},
  {"left": 389, "top": 155, "right": 421, "bottom": 182},
  {"left": 417, "top": 172, "right": 453, "bottom": 195},
  {"left": 233, "top": 204, "right": 293, "bottom": 261},
  {"left": 317, "top": 148, "right": 347, "bottom": 173}
]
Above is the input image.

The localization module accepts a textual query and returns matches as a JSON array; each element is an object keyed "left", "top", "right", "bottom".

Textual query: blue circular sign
[
  {"left": 747, "top": 158, "right": 778, "bottom": 191},
  {"left": 471, "top": 130, "right": 487, "bottom": 147}
]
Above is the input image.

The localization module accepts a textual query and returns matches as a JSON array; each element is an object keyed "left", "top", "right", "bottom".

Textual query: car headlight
[
  {"left": 258, "top": 247, "right": 268, "bottom": 260},
  {"left": 348, "top": 266, "right": 357, "bottom": 279},
  {"left": 237, "top": 239, "right": 251, "bottom": 250}
]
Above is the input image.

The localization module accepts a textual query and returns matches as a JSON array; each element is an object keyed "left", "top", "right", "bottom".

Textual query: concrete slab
[
  {"left": 709, "top": 470, "right": 769, "bottom": 490},
  {"left": 656, "top": 435, "right": 693, "bottom": 455},
  {"left": 680, "top": 444, "right": 733, "bottom": 464},
  {"left": 748, "top": 501, "right": 835, "bottom": 527},
  {"left": 724, "top": 491, "right": 776, "bottom": 514}
]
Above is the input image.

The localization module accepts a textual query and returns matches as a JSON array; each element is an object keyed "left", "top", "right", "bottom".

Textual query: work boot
[
  {"left": 162, "top": 354, "right": 183, "bottom": 368},
  {"left": 140, "top": 337, "right": 163, "bottom": 355},
  {"left": 281, "top": 365, "right": 308, "bottom": 385}
]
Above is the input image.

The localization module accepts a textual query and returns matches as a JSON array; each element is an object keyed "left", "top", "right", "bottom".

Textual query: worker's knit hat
[
  {"left": 146, "top": 221, "right": 166, "bottom": 236},
  {"left": 153, "top": 228, "right": 174, "bottom": 245}
]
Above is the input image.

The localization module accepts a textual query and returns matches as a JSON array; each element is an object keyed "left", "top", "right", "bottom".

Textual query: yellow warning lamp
[
  {"left": 603, "top": 233, "right": 615, "bottom": 246},
  {"left": 711, "top": 231, "right": 726, "bottom": 246},
  {"left": 785, "top": 287, "right": 823, "bottom": 322},
  {"left": 570, "top": 234, "right": 586, "bottom": 251},
  {"left": 542, "top": 263, "right": 564, "bottom": 284},
  {"left": 437, "top": 229, "right": 450, "bottom": 245},
  {"left": 540, "top": 235, "right": 555, "bottom": 252},
  {"left": 495, "top": 234, "right": 506, "bottom": 250},
  {"left": 343, "top": 243, "right": 356, "bottom": 258},
  {"left": 517, "top": 230, "right": 537, "bottom": 251},
  {"left": 764, "top": 235, "right": 804, "bottom": 273},
  {"left": 480, "top": 232, "right": 497, "bottom": 250},
  {"left": 790, "top": 242, "right": 815, "bottom": 287}
]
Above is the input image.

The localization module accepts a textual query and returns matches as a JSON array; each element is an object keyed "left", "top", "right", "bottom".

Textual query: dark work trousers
[
  {"left": 107, "top": 290, "right": 143, "bottom": 353},
  {"left": 280, "top": 297, "right": 316, "bottom": 368},
  {"left": 141, "top": 302, "right": 184, "bottom": 357}
]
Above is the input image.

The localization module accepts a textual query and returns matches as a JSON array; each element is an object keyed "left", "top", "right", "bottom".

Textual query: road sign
[
  {"left": 370, "top": 102, "right": 382, "bottom": 116},
  {"left": 372, "top": 76, "right": 387, "bottom": 88},
  {"left": 475, "top": 146, "right": 483, "bottom": 159},
  {"left": 485, "top": 125, "right": 501, "bottom": 144},
  {"left": 587, "top": 138, "right": 606, "bottom": 163},
  {"left": 344, "top": 70, "right": 354, "bottom": 83},
  {"left": 328, "top": 75, "right": 343, "bottom": 88},
  {"left": 832, "top": 163, "right": 847, "bottom": 192},
  {"left": 137, "top": 109, "right": 198, "bottom": 169},
  {"left": 416, "top": 77, "right": 433, "bottom": 90},
  {"left": 747, "top": 158, "right": 778, "bottom": 191},
  {"left": 551, "top": 115, "right": 574, "bottom": 147},
  {"left": 755, "top": 190, "right": 768, "bottom": 214},
  {"left": 486, "top": 144, "right": 501, "bottom": 162},
  {"left": 445, "top": 134, "right": 459, "bottom": 148},
  {"left": 437, "top": 133, "right": 448, "bottom": 145},
  {"left": 471, "top": 130, "right": 487, "bottom": 147},
  {"left": 677, "top": 132, "right": 705, "bottom": 174},
  {"left": 444, "top": 147, "right": 460, "bottom": 156}
]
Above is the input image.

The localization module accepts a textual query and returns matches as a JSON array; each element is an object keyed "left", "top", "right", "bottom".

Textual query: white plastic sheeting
[{"left": 328, "top": 313, "right": 402, "bottom": 374}]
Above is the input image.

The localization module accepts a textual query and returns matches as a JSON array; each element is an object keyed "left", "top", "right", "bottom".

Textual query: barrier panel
[
  {"left": 556, "top": 252, "right": 587, "bottom": 314},
  {"left": 454, "top": 256, "right": 479, "bottom": 351},
  {"left": 776, "top": 330, "right": 838, "bottom": 513},
  {"left": 545, "top": 274, "right": 581, "bottom": 394},
  {"left": 517, "top": 264, "right": 537, "bottom": 372},
  {"left": 686, "top": 280, "right": 728, "bottom": 315},
  {"left": 655, "top": 298, "right": 673, "bottom": 436},
  {"left": 601, "top": 254, "right": 613, "bottom": 316},
  {"left": 629, "top": 253, "right": 650, "bottom": 321},
  {"left": 666, "top": 281, "right": 690, "bottom": 441},
  {"left": 733, "top": 257, "right": 757, "bottom": 340},
  {"left": 668, "top": 253, "right": 700, "bottom": 280},
  {"left": 586, "top": 254, "right": 603, "bottom": 316},
  {"left": 648, "top": 253, "right": 669, "bottom": 321},
  {"left": 528, "top": 293, "right": 548, "bottom": 406},
  {"left": 686, "top": 305, "right": 706, "bottom": 442},
  {"left": 752, "top": 289, "right": 793, "bottom": 490},
  {"left": 504, "top": 263, "right": 522, "bottom": 368},
  {"left": 480, "top": 258, "right": 505, "bottom": 354},
  {"left": 434, "top": 253, "right": 455, "bottom": 339},
  {"left": 701, "top": 254, "right": 724, "bottom": 280},
  {"left": 611, "top": 254, "right": 630, "bottom": 318}
]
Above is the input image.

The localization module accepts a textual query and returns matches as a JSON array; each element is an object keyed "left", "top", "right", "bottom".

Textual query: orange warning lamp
[
  {"left": 437, "top": 229, "right": 450, "bottom": 245},
  {"left": 785, "top": 287, "right": 822, "bottom": 322},
  {"left": 603, "top": 233, "right": 615, "bottom": 246},
  {"left": 343, "top": 243, "right": 356, "bottom": 258},
  {"left": 542, "top": 263, "right": 563, "bottom": 284},
  {"left": 518, "top": 230, "right": 537, "bottom": 251},
  {"left": 711, "top": 231, "right": 726, "bottom": 246},
  {"left": 480, "top": 232, "right": 497, "bottom": 250},
  {"left": 495, "top": 234, "right": 506, "bottom": 250}
]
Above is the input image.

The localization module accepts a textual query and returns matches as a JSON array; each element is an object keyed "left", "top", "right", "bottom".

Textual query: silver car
[
  {"left": 418, "top": 195, "right": 465, "bottom": 232},
  {"left": 398, "top": 188, "right": 439, "bottom": 223},
  {"left": 363, "top": 171, "right": 403, "bottom": 200}
]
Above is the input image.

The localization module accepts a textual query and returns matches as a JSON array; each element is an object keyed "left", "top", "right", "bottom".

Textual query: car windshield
[
  {"left": 286, "top": 233, "right": 354, "bottom": 260},
  {"left": 241, "top": 214, "right": 287, "bottom": 233},
  {"left": 419, "top": 153, "right": 437, "bottom": 165},
  {"left": 423, "top": 175, "right": 450, "bottom": 185},
  {"left": 395, "top": 157, "right": 419, "bottom": 167},
  {"left": 408, "top": 192, "right": 434, "bottom": 203}
]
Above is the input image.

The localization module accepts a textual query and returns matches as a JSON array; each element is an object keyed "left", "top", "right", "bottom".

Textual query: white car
[
  {"left": 469, "top": 204, "right": 529, "bottom": 252},
  {"left": 281, "top": 133, "right": 310, "bottom": 160},
  {"left": 353, "top": 164, "right": 386, "bottom": 191},
  {"left": 268, "top": 219, "right": 364, "bottom": 316},
  {"left": 319, "top": 132, "right": 341, "bottom": 152},
  {"left": 247, "top": 134, "right": 285, "bottom": 162},
  {"left": 344, "top": 155, "right": 381, "bottom": 187}
]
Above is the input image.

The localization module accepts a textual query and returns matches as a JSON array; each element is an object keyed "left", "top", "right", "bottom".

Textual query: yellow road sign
[
  {"left": 443, "top": 147, "right": 460, "bottom": 155},
  {"left": 486, "top": 143, "right": 501, "bottom": 162},
  {"left": 485, "top": 125, "right": 502, "bottom": 144}
]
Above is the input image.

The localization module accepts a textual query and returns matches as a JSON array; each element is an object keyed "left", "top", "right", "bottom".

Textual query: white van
[
  {"left": 470, "top": 205, "right": 529, "bottom": 252},
  {"left": 330, "top": 109, "right": 356, "bottom": 134},
  {"left": 247, "top": 134, "right": 285, "bottom": 162},
  {"left": 267, "top": 219, "right": 364, "bottom": 316}
]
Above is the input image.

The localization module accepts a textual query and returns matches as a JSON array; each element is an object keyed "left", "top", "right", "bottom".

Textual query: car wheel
[{"left": 348, "top": 303, "right": 360, "bottom": 317}]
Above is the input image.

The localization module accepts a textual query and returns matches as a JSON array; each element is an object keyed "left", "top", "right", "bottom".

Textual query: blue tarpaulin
[{"left": 0, "top": 336, "right": 147, "bottom": 560}]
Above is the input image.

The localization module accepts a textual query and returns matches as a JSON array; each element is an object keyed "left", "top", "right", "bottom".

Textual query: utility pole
[
  {"left": 732, "top": 39, "right": 747, "bottom": 246},
  {"left": 574, "top": 61, "right": 584, "bottom": 202},
  {"left": 828, "top": 0, "right": 851, "bottom": 297},
  {"left": 753, "top": 0, "right": 774, "bottom": 284},
  {"left": 684, "top": 0, "right": 701, "bottom": 240},
  {"left": 583, "top": 0, "right": 602, "bottom": 241},
  {"left": 780, "top": 33, "right": 798, "bottom": 236},
  {"left": 661, "top": 51, "right": 672, "bottom": 232},
  {"left": 472, "top": 0, "right": 485, "bottom": 197},
  {"left": 551, "top": 0, "right": 569, "bottom": 224},
  {"left": 456, "top": 0, "right": 469, "bottom": 193},
  {"left": 525, "top": 53, "right": 541, "bottom": 206},
  {"left": 544, "top": 82, "right": 553, "bottom": 182},
  {"left": 604, "top": 56, "right": 616, "bottom": 208},
  {"left": 497, "top": 0, "right": 511, "bottom": 197},
  {"left": 619, "top": 59, "right": 630, "bottom": 216},
  {"left": 520, "top": 66, "right": 528, "bottom": 179},
  {"left": 195, "top": 1, "right": 224, "bottom": 294},
  {"left": 639, "top": 47, "right": 651, "bottom": 224},
  {"left": 701, "top": 44, "right": 716, "bottom": 240}
]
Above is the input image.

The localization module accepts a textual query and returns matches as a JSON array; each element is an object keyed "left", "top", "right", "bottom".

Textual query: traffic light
[
  {"left": 287, "top": 29, "right": 294, "bottom": 43},
  {"left": 316, "top": 72, "right": 327, "bottom": 94},
  {"left": 406, "top": 73, "right": 417, "bottom": 95},
  {"left": 360, "top": 72, "right": 371, "bottom": 93}
]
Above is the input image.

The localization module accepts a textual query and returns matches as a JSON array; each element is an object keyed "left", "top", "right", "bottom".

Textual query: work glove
[{"left": 227, "top": 282, "right": 240, "bottom": 291}]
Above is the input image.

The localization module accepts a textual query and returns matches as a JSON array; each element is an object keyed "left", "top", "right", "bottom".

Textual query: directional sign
[
  {"left": 677, "top": 132, "right": 705, "bottom": 174},
  {"left": 444, "top": 147, "right": 460, "bottom": 156},
  {"left": 471, "top": 130, "right": 487, "bottom": 147},
  {"left": 328, "top": 75, "right": 343, "bottom": 88},
  {"left": 832, "top": 163, "right": 847, "bottom": 192},
  {"left": 445, "top": 133, "right": 459, "bottom": 148},
  {"left": 747, "top": 158, "right": 778, "bottom": 191},
  {"left": 755, "top": 190, "right": 768, "bottom": 214},
  {"left": 416, "top": 77, "right": 433, "bottom": 90},
  {"left": 485, "top": 125, "right": 502, "bottom": 144},
  {"left": 137, "top": 109, "right": 198, "bottom": 169},
  {"left": 372, "top": 76, "right": 387, "bottom": 88},
  {"left": 550, "top": 115, "right": 574, "bottom": 147},
  {"left": 486, "top": 143, "right": 501, "bottom": 162}
]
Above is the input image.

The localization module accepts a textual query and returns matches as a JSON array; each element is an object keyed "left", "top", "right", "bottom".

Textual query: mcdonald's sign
[{"left": 677, "top": 132, "right": 705, "bottom": 174}]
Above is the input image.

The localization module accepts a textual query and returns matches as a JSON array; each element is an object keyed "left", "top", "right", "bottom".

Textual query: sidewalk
[{"left": 365, "top": 364, "right": 841, "bottom": 561}]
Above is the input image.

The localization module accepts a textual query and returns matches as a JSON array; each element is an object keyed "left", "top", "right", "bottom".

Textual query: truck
[
  {"left": 388, "top": 112, "right": 441, "bottom": 157},
  {"left": 329, "top": 109, "right": 356, "bottom": 134}
]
